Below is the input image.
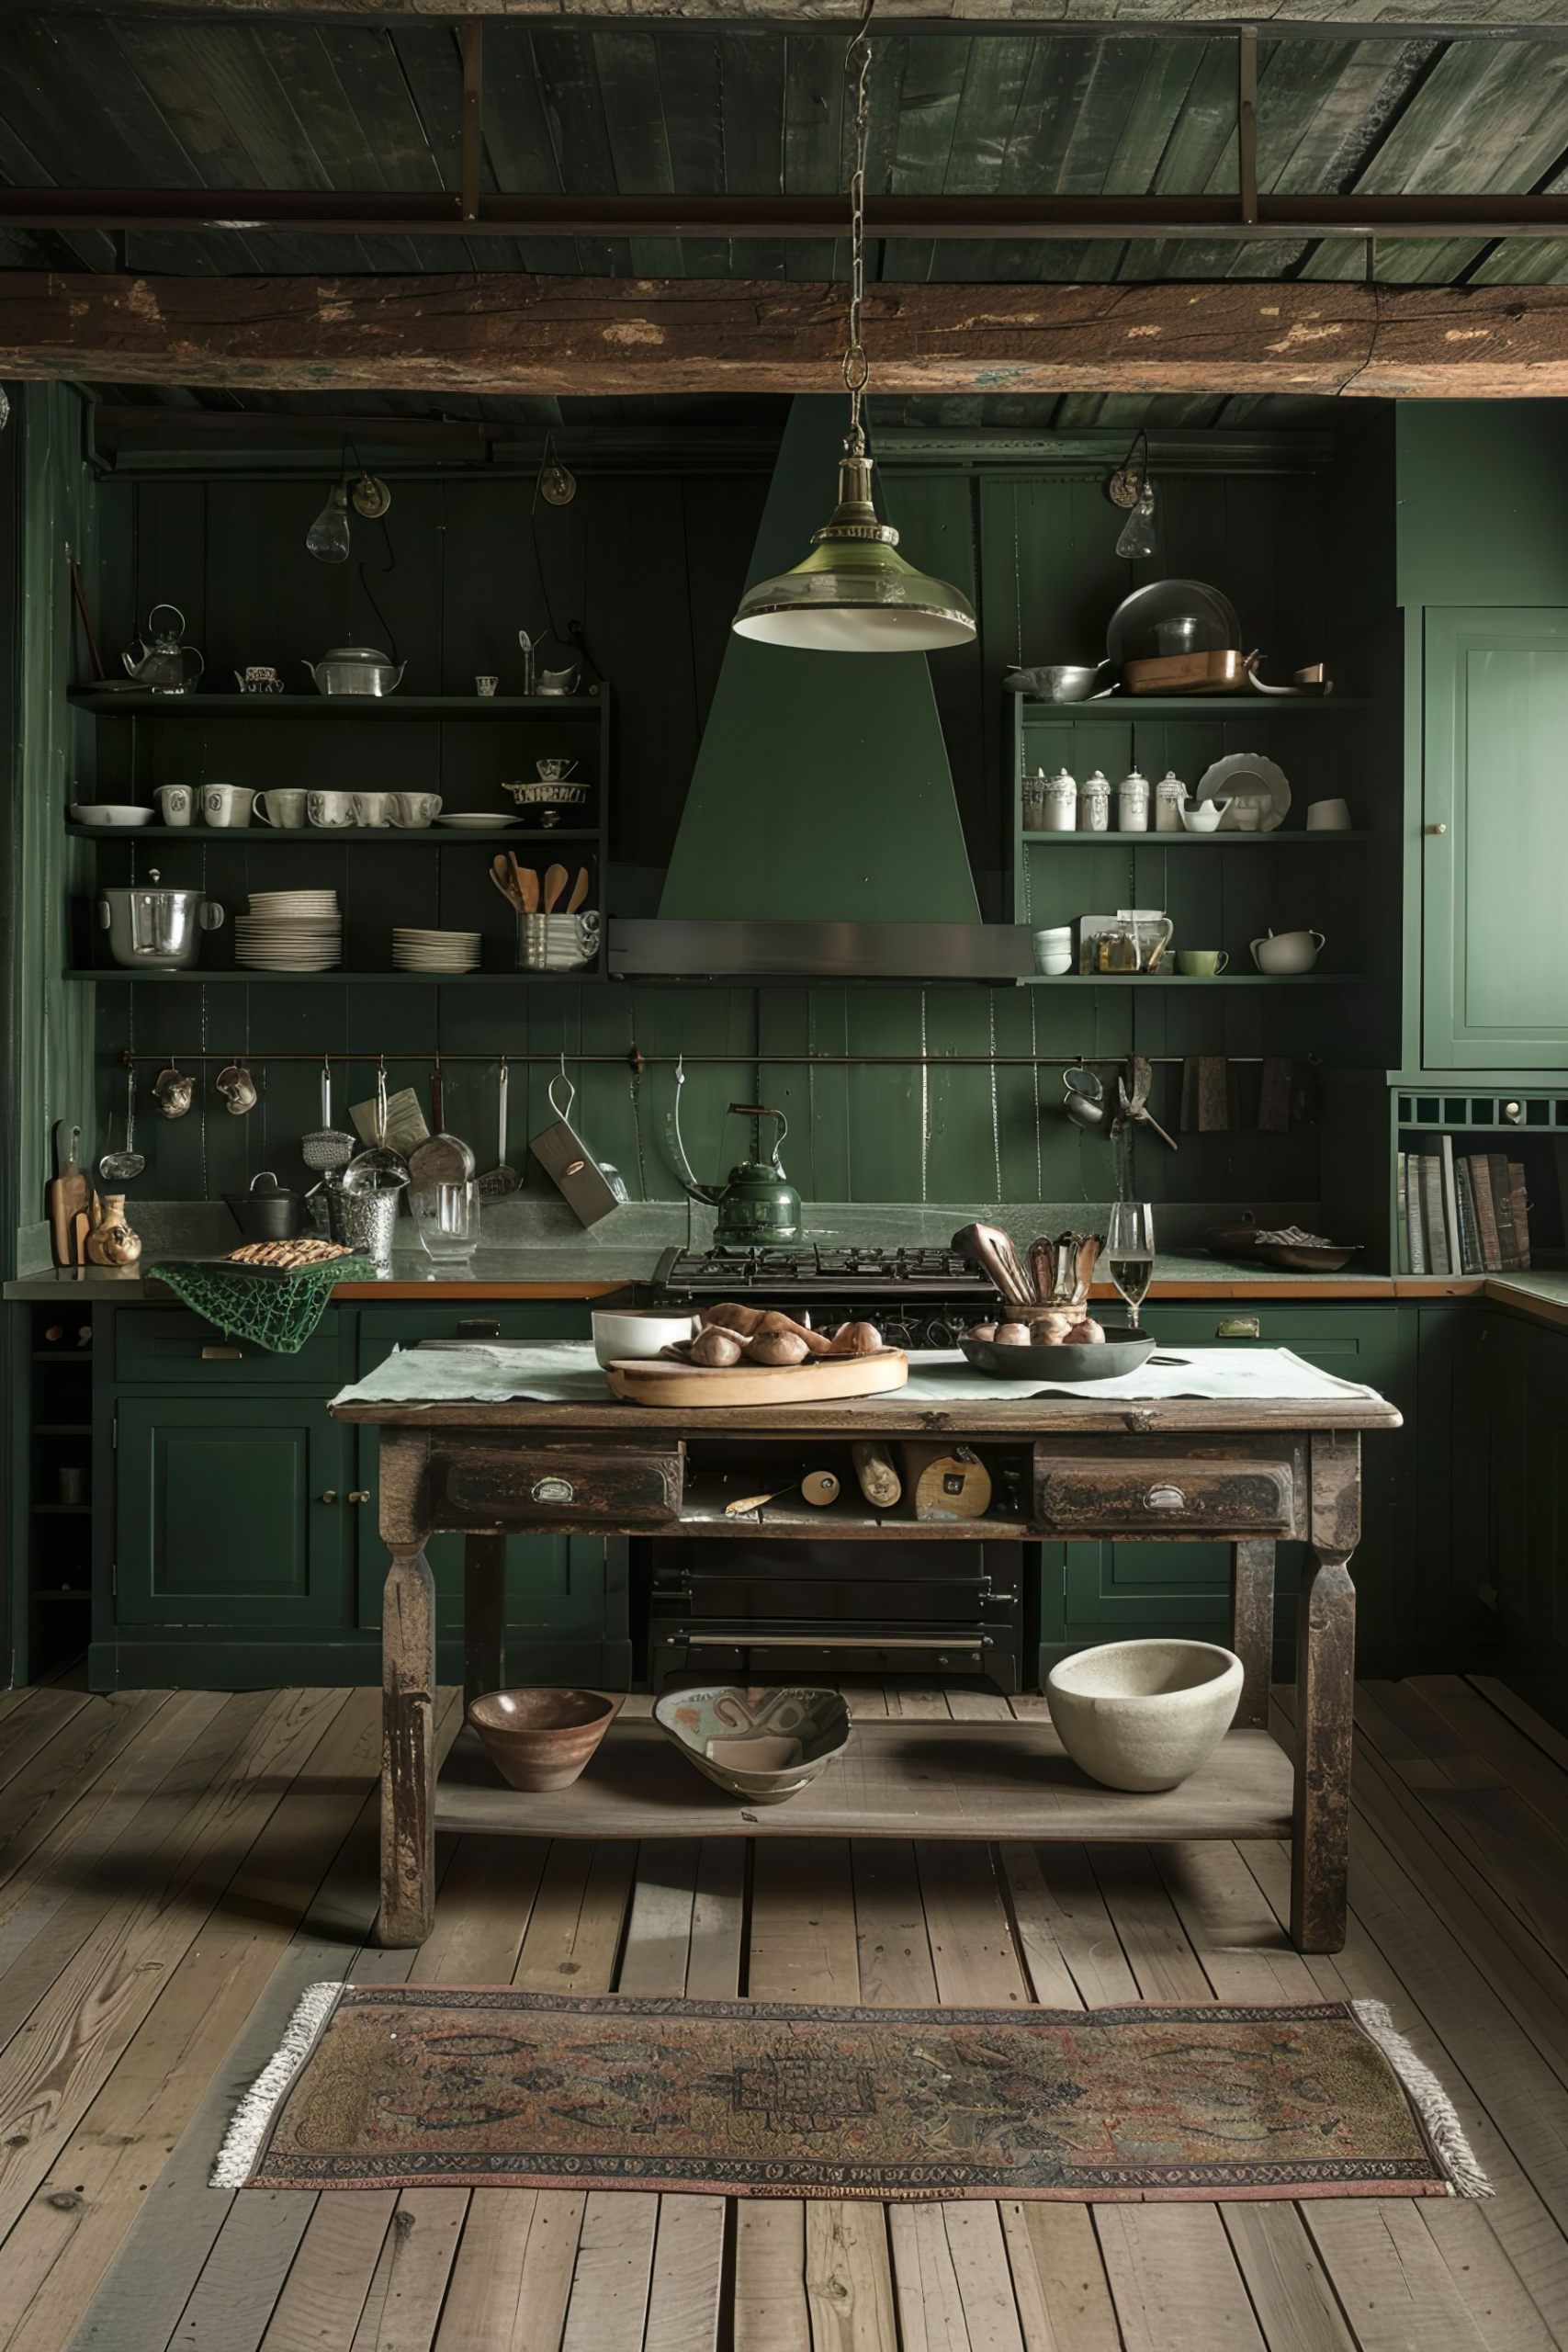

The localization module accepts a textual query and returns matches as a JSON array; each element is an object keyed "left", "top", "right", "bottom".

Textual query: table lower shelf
[{"left": 434, "top": 1719, "right": 1292, "bottom": 1842}]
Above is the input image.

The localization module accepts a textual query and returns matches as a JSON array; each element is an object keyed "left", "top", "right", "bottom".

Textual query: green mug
[{"left": 1178, "top": 949, "right": 1229, "bottom": 976}]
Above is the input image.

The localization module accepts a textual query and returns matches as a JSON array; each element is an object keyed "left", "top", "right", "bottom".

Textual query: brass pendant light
[{"left": 731, "top": 8, "right": 976, "bottom": 655}]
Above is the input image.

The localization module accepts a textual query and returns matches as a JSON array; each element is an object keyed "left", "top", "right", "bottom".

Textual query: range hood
[{"left": 616, "top": 398, "right": 990, "bottom": 980}]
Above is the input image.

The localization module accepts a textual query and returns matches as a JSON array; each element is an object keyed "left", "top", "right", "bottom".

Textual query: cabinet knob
[
  {"left": 348, "top": 1489, "right": 371, "bottom": 1504},
  {"left": 318, "top": 1490, "right": 337, "bottom": 1504},
  {"left": 1425, "top": 822, "right": 1448, "bottom": 836},
  {"left": 1502, "top": 1101, "right": 1523, "bottom": 1125}
]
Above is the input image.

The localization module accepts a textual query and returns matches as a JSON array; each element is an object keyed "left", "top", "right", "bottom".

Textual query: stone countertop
[{"left": 7, "top": 1249, "right": 1562, "bottom": 1310}]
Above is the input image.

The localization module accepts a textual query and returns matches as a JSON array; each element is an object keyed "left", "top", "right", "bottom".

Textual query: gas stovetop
[{"left": 653, "top": 1244, "right": 996, "bottom": 1295}]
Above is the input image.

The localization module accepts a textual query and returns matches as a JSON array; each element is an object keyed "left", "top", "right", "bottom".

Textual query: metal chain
[{"left": 841, "top": 0, "right": 875, "bottom": 444}]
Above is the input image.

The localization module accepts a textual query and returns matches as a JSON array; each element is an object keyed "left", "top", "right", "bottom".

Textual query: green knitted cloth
[{"left": 149, "top": 1258, "right": 377, "bottom": 1354}]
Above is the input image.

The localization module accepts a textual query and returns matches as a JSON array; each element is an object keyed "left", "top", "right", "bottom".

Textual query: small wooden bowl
[{"left": 468, "top": 1689, "right": 622, "bottom": 1792}]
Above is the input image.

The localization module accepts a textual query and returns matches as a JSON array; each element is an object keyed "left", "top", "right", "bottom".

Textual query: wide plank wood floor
[{"left": 0, "top": 1674, "right": 1558, "bottom": 2349}]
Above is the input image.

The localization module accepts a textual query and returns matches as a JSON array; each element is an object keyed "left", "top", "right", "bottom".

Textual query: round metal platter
[{"left": 1105, "top": 579, "right": 1242, "bottom": 666}]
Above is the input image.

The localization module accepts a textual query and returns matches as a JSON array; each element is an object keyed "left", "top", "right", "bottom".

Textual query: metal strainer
[{"left": 301, "top": 1059, "right": 356, "bottom": 1176}]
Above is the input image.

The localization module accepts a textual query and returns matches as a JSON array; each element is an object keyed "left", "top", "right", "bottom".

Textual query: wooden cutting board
[{"left": 605, "top": 1350, "right": 908, "bottom": 1408}]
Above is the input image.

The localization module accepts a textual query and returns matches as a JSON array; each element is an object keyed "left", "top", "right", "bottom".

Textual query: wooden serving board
[{"left": 605, "top": 1349, "right": 908, "bottom": 1408}]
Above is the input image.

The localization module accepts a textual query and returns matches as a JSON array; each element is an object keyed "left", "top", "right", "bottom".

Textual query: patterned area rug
[{"left": 214, "top": 1985, "right": 1488, "bottom": 2201}]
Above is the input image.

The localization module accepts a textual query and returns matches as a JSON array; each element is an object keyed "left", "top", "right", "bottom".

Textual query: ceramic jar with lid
[
  {"left": 1077, "top": 770, "right": 1111, "bottom": 833},
  {"left": 1043, "top": 770, "right": 1078, "bottom": 832},
  {"left": 1022, "top": 769, "right": 1047, "bottom": 831},
  {"left": 1117, "top": 767, "right": 1151, "bottom": 832},
  {"left": 1155, "top": 771, "right": 1189, "bottom": 833}
]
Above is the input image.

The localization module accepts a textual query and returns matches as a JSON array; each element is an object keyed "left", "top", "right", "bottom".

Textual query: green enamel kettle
[{"left": 669, "top": 1080, "right": 803, "bottom": 1246}]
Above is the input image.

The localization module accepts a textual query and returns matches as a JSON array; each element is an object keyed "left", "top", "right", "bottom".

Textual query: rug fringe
[
  {"left": 1352, "top": 1999, "right": 1492, "bottom": 2198},
  {"left": 210, "top": 1980, "right": 345, "bottom": 2189}
]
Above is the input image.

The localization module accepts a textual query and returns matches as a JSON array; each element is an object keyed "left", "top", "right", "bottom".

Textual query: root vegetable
[
  {"left": 1062, "top": 1317, "right": 1106, "bottom": 1346},
  {"left": 689, "top": 1327, "right": 745, "bottom": 1367},
  {"left": 704, "top": 1302, "right": 763, "bottom": 1335},
  {"left": 967, "top": 1322, "right": 998, "bottom": 1343},
  {"left": 995, "top": 1321, "right": 1032, "bottom": 1346},
  {"left": 757, "top": 1309, "right": 832, "bottom": 1355},
  {"left": 746, "top": 1330, "right": 809, "bottom": 1366},
  {"left": 827, "top": 1320, "right": 885, "bottom": 1357},
  {"left": 1028, "top": 1312, "right": 1077, "bottom": 1347}
]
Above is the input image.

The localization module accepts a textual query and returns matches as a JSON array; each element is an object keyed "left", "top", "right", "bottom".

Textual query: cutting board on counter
[{"left": 605, "top": 1350, "right": 908, "bottom": 1408}]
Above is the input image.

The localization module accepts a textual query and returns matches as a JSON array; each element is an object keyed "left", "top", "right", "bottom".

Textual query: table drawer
[
  {"left": 1033, "top": 1455, "right": 1294, "bottom": 1536},
  {"left": 440, "top": 1445, "right": 683, "bottom": 1526}
]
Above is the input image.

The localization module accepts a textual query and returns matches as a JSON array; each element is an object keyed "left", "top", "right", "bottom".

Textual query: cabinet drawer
[
  {"left": 1034, "top": 1454, "right": 1294, "bottom": 1536},
  {"left": 116, "top": 1308, "right": 349, "bottom": 1385},
  {"left": 439, "top": 1445, "right": 683, "bottom": 1526}
]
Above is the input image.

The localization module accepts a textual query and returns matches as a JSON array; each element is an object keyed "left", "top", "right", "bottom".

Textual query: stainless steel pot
[
  {"left": 301, "top": 645, "right": 406, "bottom": 697},
  {"left": 97, "top": 882, "right": 225, "bottom": 969},
  {"left": 515, "top": 911, "right": 600, "bottom": 972}
]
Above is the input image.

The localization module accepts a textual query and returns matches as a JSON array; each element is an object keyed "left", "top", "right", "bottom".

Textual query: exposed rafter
[
  {"left": 5, "top": 273, "right": 1568, "bottom": 397},
  {"left": 5, "top": 2, "right": 1562, "bottom": 29}
]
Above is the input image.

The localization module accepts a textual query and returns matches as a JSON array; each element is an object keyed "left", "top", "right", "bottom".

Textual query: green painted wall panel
[{"left": 1398, "top": 403, "right": 1568, "bottom": 609}]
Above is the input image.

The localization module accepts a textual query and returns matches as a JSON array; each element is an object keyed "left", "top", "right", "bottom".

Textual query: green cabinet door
[
  {"left": 352, "top": 1306, "right": 629, "bottom": 1684},
  {"left": 1042, "top": 1305, "right": 1409, "bottom": 1678},
  {"left": 1424, "top": 608, "right": 1568, "bottom": 1069},
  {"left": 114, "top": 1394, "right": 351, "bottom": 1629}
]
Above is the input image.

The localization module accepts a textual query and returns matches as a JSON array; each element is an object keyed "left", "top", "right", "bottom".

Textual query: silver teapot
[
  {"left": 122, "top": 604, "right": 204, "bottom": 695},
  {"left": 301, "top": 645, "right": 406, "bottom": 697}
]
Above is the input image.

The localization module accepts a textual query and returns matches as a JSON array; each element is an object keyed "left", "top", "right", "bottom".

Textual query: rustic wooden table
[{"left": 330, "top": 1386, "right": 1402, "bottom": 1956}]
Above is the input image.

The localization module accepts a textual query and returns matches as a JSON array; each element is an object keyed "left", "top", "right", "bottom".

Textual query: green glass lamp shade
[{"left": 732, "top": 442, "right": 976, "bottom": 654}]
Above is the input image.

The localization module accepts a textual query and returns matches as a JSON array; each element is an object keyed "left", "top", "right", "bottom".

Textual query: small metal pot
[
  {"left": 328, "top": 1187, "right": 400, "bottom": 1263},
  {"left": 223, "top": 1171, "right": 307, "bottom": 1241},
  {"left": 515, "top": 911, "right": 600, "bottom": 972},
  {"left": 98, "top": 883, "right": 225, "bottom": 970}
]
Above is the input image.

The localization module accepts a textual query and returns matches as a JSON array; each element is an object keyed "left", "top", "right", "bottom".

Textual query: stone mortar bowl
[
  {"left": 1045, "top": 1639, "right": 1243, "bottom": 1792},
  {"left": 468, "top": 1689, "right": 622, "bottom": 1791}
]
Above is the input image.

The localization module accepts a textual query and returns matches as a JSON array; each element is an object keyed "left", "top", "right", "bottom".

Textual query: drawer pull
[
  {"left": 201, "top": 1344, "right": 244, "bottom": 1362},
  {"left": 531, "top": 1474, "right": 578, "bottom": 1506},
  {"left": 318, "top": 1490, "right": 337, "bottom": 1504},
  {"left": 1145, "top": 1483, "right": 1187, "bottom": 1511},
  {"left": 1216, "top": 1316, "right": 1259, "bottom": 1340},
  {"left": 348, "top": 1490, "right": 370, "bottom": 1504}
]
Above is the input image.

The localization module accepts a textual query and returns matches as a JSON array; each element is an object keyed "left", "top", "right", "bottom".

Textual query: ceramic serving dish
[
  {"left": 69, "top": 803, "right": 154, "bottom": 827},
  {"left": 653, "top": 1685, "right": 852, "bottom": 1804},
  {"left": 960, "top": 1330, "right": 1156, "bottom": 1382},
  {"left": 468, "top": 1688, "right": 622, "bottom": 1791},
  {"left": 591, "top": 1306, "right": 700, "bottom": 1366},
  {"left": 1046, "top": 1639, "right": 1243, "bottom": 1792},
  {"left": 1258, "top": 1241, "right": 1360, "bottom": 1272}
]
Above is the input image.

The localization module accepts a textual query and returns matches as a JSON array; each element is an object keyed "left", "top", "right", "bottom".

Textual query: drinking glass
[
  {"left": 1105, "top": 1202, "right": 1155, "bottom": 1332},
  {"left": 412, "top": 1182, "right": 480, "bottom": 1268}
]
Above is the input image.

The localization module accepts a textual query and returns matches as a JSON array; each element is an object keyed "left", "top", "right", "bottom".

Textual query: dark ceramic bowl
[
  {"left": 960, "top": 1329, "right": 1156, "bottom": 1382},
  {"left": 468, "top": 1688, "right": 621, "bottom": 1792}
]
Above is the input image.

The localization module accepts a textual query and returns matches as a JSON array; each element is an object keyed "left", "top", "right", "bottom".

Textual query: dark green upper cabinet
[{"left": 1423, "top": 608, "right": 1568, "bottom": 1070}]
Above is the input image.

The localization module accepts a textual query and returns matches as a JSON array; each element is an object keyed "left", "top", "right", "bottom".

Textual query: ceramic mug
[
  {"left": 1178, "top": 949, "right": 1230, "bottom": 976},
  {"left": 155, "top": 784, "right": 194, "bottom": 827},
  {"left": 308, "top": 790, "right": 356, "bottom": 829},
  {"left": 254, "top": 788, "right": 307, "bottom": 830},
  {"left": 388, "top": 792, "right": 442, "bottom": 830},
  {"left": 475, "top": 675, "right": 498, "bottom": 697},
  {"left": 1307, "top": 797, "right": 1352, "bottom": 831},
  {"left": 352, "top": 791, "right": 391, "bottom": 828},
  {"left": 201, "top": 783, "right": 254, "bottom": 828}
]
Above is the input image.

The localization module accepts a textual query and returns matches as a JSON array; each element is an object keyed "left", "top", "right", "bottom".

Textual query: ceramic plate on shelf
[
  {"left": 1197, "top": 752, "right": 1292, "bottom": 832},
  {"left": 435, "top": 813, "right": 519, "bottom": 831}
]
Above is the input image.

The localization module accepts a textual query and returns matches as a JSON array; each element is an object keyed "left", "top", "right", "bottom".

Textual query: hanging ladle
[{"left": 98, "top": 1065, "right": 145, "bottom": 1183}]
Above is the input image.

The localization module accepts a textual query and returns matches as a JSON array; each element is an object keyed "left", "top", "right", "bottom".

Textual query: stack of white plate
[
  {"left": 235, "top": 890, "right": 343, "bottom": 972},
  {"left": 392, "top": 927, "right": 481, "bottom": 975}
]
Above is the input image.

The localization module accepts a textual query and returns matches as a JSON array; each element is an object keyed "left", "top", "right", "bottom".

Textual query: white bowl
[
  {"left": 1046, "top": 1638, "right": 1243, "bottom": 1792},
  {"left": 1179, "top": 801, "right": 1227, "bottom": 834},
  {"left": 69, "top": 803, "right": 154, "bottom": 828},
  {"left": 591, "top": 1306, "right": 700, "bottom": 1367},
  {"left": 1250, "top": 928, "right": 1325, "bottom": 975},
  {"left": 1033, "top": 951, "right": 1074, "bottom": 977}
]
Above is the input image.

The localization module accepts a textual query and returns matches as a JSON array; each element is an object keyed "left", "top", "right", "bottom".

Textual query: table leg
[
  {"left": 464, "top": 1532, "right": 505, "bottom": 1712},
  {"left": 379, "top": 1545, "right": 436, "bottom": 1949},
  {"left": 1290, "top": 1548, "right": 1355, "bottom": 1952},
  {"left": 1230, "top": 1538, "right": 1276, "bottom": 1731}
]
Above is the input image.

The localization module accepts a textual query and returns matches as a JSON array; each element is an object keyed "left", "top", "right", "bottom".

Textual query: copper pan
[{"left": 1123, "top": 647, "right": 1258, "bottom": 695}]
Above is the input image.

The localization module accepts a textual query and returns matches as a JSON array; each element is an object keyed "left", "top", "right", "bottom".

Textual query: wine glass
[{"left": 1105, "top": 1202, "right": 1156, "bottom": 1333}]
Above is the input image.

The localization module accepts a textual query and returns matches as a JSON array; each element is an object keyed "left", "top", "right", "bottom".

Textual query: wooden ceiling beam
[{"left": 5, "top": 274, "right": 1568, "bottom": 398}]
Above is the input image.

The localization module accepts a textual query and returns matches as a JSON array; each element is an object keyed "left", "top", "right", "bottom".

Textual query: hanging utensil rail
[{"left": 118, "top": 1049, "right": 1270, "bottom": 1069}]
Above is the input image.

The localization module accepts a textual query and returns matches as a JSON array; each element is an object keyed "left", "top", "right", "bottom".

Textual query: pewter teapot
[
  {"left": 122, "top": 604, "right": 204, "bottom": 695},
  {"left": 301, "top": 645, "right": 406, "bottom": 697}
]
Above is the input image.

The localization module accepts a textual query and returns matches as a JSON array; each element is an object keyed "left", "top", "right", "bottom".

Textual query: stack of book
[{"left": 1397, "top": 1143, "right": 1531, "bottom": 1274}]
